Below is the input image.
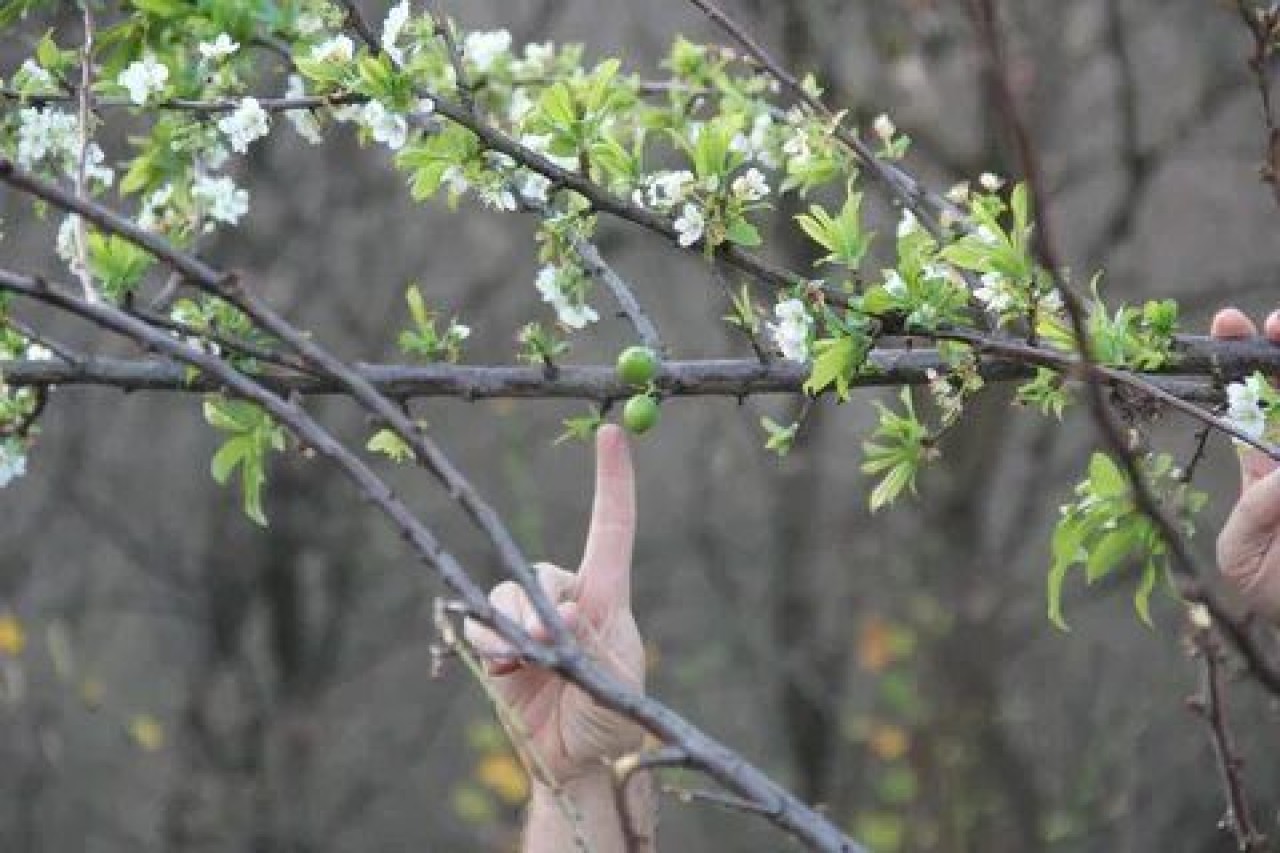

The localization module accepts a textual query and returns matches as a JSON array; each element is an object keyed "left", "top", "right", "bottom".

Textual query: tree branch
[{"left": 1, "top": 339, "right": 1275, "bottom": 402}]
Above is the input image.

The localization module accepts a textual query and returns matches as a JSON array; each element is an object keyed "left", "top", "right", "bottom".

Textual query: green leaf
[
  {"left": 804, "top": 336, "right": 857, "bottom": 399},
  {"left": 1047, "top": 554, "right": 1071, "bottom": 630},
  {"left": 1088, "top": 452, "right": 1127, "bottom": 499},
  {"left": 367, "top": 428, "right": 414, "bottom": 462},
  {"left": 210, "top": 436, "right": 247, "bottom": 484},
  {"left": 1134, "top": 560, "right": 1159, "bottom": 626},
  {"left": 203, "top": 397, "right": 283, "bottom": 526},
  {"left": 1085, "top": 525, "right": 1136, "bottom": 582},
  {"left": 725, "top": 218, "right": 761, "bottom": 247}
]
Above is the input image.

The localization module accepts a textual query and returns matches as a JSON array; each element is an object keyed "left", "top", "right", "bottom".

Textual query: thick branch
[{"left": 3, "top": 340, "right": 1277, "bottom": 402}]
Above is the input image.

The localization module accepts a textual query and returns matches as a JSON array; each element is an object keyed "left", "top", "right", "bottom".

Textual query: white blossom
[
  {"left": 558, "top": 303, "right": 599, "bottom": 329},
  {"left": 217, "top": 97, "right": 271, "bottom": 153},
  {"left": 1226, "top": 374, "right": 1271, "bottom": 440},
  {"left": 731, "top": 167, "right": 770, "bottom": 202},
  {"left": 14, "top": 107, "right": 112, "bottom": 185},
  {"left": 872, "top": 113, "right": 896, "bottom": 141},
  {"left": 534, "top": 264, "right": 598, "bottom": 329},
  {"left": 1039, "top": 289, "right": 1064, "bottom": 312},
  {"left": 441, "top": 165, "right": 469, "bottom": 194},
  {"left": 359, "top": 101, "right": 408, "bottom": 150},
  {"left": 883, "top": 269, "right": 908, "bottom": 298},
  {"left": 284, "top": 74, "right": 323, "bottom": 144},
  {"left": 974, "top": 272, "right": 1015, "bottom": 312},
  {"left": 975, "top": 224, "right": 1000, "bottom": 246},
  {"left": 511, "top": 41, "right": 555, "bottom": 76},
  {"left": 896, "top": 209, "right": 919, "bottom": 238},
  {"left": 295, "top": 12, "right": 325, "bottom": 34},
  {"left": 380, "top": 0, "right": 411, "bottom": 64},
  {"left": 921, "top": 263, "right": 949, "bottom": 283},
  {"left": 198, "top": 33, "right": 240, "bottom": 60},
  {"left": 782, "top": 128, "right": 811, "bottom": 165},
  {"left": 508, "top": 88, "right": 535, "bottom": 122},
  {"left": 478, "top": 183, "right": 517, "bottom": 211},
  {"left": 945, "top": 181, "right": 970, "bottom": 204},
  {"left": 979, "top": 172, "right": 1004, "bottom": 192},
  {"left": 85, "top": 143, "right": 114, "bottom": 185},
  {"left": 449, "top": 322, "right": 471, "bottom": 340},
  {"left": 192, "top": 174, "right": 249, "bottom": 226},
  {"left": 117, "top": 54, "right": 169, "bottom": 105},
  {"left": 15, "top": 107, "right": 77, "bottom": 169},
  {"left": 137, "top": 184, "right": 177, "bottom": 232},
  {"left": 0, "top": 439, "right": 26, "bottom": 489},
  {"left": 641, "top": 170, "right": 694, "bottom": 210},
  {"left": 730, "top": 112, "right": 777, "bottom": 167},
  {"left": 767, "top": 298, "right": 813, "bottom": 362},
  {"left": 673, "top": 203, "right": 705, "bottom": 248},
  {"left": 24, "top": 343, "right": 52, "bottom": 361},
  {"left": 311, "top": 34, "right": 354, "bottom": 63},
  {"left": 56, "top": 215, "right": 82, "bottom": 270},
  {"left": 17, "top": 59, "right": 55, "bottom": 90},
  {"left": 518, "top": 171, "right": 552, "bottom": 204},
  {"left": 463, "top": 29, "right": 511, "bottom": 73}
]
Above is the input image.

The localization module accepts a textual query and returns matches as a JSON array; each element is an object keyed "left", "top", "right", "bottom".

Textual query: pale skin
[{"left": 467, "top": 307, "right": 1280, "bottom": 853}]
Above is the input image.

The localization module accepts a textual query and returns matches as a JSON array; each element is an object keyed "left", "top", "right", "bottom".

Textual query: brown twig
[
  {"left": 1232, "top": 0, "right": 1280, "bottom": 207},
  {"left": 1188, "top": 616, "right": 1266, "bottom": 851}
]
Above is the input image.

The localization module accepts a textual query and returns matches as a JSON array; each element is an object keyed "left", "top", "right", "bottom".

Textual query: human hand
[
  {"left": 1212, "top": 307, "right": 1280, "bottom": 621},
  {"left": 464, "top": 424, "right": 645, "bottom": 784}
]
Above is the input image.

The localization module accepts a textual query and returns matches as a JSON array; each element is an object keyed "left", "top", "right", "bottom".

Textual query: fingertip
[
  {"left": 1265, "top": 310, "right": 1280, "bottom": 344},
  {"left": 596, "top": 423, "right": 632, "bottom": 468},
  {"left": 1211, "top": 307, "right": 1258, "bottom": 340}
]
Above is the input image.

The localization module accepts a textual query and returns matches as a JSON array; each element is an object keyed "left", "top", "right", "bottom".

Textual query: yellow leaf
[
  {"left": 0, "top": 615, "right": 26, "bottom": 657},
  {"left": 476, "top": 753, "right": 528, "bottom": 805},
  {"left": 856, "top": 615, "right": 893, "bottom": 673},
  {"left": 129, "top": 715, "right": 165, "bottom": 752},
  {"left": 867, "top": 723, "right": 909, "bottom": 762}
]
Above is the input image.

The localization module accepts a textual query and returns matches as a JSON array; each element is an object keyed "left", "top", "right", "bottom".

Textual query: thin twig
[
  {"left": 1188, "top": 616, "right": 1266, "bottom": 851},
  {"left": 1232, "top": 0, "right": 1280, "bottom": 208},
  {"left": 569, "top": 235, "right": 665, "bottom": 353},
  {"left": 72, "top": 1, "right": 98, "bottom": 302}
]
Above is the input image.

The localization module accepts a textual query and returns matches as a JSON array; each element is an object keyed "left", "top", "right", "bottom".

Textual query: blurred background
[{"left": 3, "top": 0, "right": 1280, "bottom": 850}]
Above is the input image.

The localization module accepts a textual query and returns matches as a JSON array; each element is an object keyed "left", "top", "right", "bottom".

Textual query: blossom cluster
[
  {"left": 767, "top": 298, "right": 813, "bottom": 362},
  {"left": 14, "top": 107, "right": 113, "bottom": 187},
  {"left": 535, "top": 265, "right": 599, "bottom": 330},
  {"left": 1226, "top": 373, "right": 1278, "bottom": 441}
]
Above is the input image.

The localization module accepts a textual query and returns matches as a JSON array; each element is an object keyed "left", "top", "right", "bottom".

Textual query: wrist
[{"left": 528, "top": 767, "right": 656, "bottom": 853}]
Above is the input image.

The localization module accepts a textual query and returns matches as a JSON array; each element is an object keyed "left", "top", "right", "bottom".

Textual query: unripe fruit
[
  {"left": 615, "top": 346, "right": 660, "bottom": 387},
  {"left": 622, "top": 394, "right": 659, "bottom": 434}
]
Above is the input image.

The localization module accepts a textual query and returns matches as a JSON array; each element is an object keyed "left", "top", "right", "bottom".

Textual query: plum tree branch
[
  {"left": 968, "top": 0, "right": 1280, "bottom": 698},
  {"left": 0, "top": 149, "right": 871, "bottom": 850},
  {"left": 0, "top": 260, "right": 870, "bottom": 852},
  {"left": 1, "top": 339, "right": 1276, "bottom": 402}
]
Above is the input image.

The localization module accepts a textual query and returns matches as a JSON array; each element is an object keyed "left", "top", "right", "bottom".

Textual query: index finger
[{"left": 576, "top": 424, "right": 636, "bottom": 617}]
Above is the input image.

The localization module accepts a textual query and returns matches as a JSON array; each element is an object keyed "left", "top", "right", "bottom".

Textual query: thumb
[{"left": 576, "top": 424, "right": 636, "bottom": 618}]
